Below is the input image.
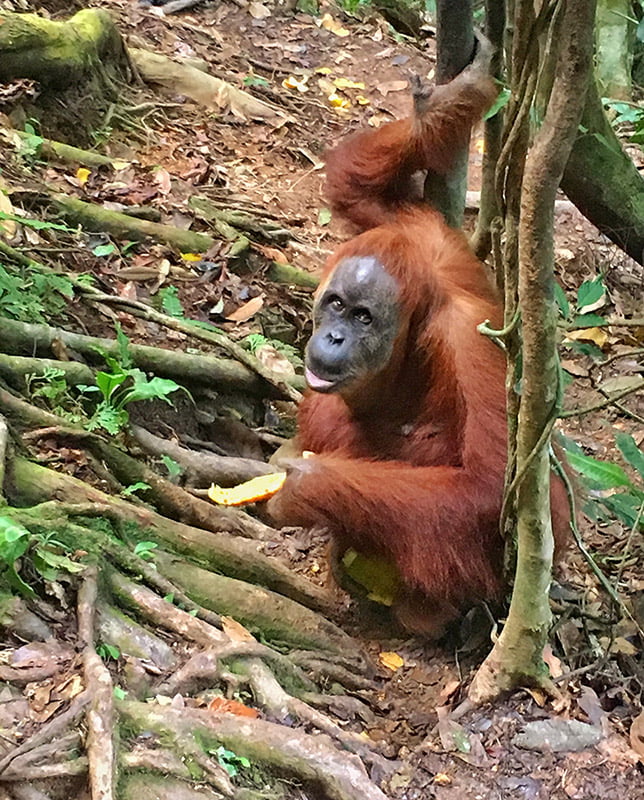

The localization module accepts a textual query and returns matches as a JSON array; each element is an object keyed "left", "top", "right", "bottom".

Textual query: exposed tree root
[
  {"left": 0, "top": 317, "right": 273, "bottom": 398},
  {"left": 130, "top": 424, "right": 278, "bottom": 488},
  {"left": 78, "top": 568, "right": 117, "bottom": 800},
  {"left": 119, "top": 701, "right": 389, "bottom": 800}
]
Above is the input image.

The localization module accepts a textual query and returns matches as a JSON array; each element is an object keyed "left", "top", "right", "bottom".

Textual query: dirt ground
[{"left": 0, "top": 1, "right": 643, "bottom": 798}]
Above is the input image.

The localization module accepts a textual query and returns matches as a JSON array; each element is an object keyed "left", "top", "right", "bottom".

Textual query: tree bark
[
  {"left": 470, "top": 0, "right": 596, "bottom": 703},
  {"left": 561, "top": 76, "right": 644, "bottom": 266},
  {"left": 0, "top": 9, "right": 128, "bottom": 88},
  {"left": 423, "top": 0, "right": 474, "bottom": 227}
]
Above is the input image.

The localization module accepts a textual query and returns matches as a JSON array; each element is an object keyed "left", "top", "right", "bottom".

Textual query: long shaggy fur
[{"left": 269, "top": 59, "right": 569, "bottom": 634}]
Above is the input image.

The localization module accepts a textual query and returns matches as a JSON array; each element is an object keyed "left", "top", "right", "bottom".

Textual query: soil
[{"left": 0, "top": 1, "right": 642, "bottom": 799}]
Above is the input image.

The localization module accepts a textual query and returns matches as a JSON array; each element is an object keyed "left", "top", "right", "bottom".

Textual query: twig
[{"left": 560, "top": 382, "right": 643, "bottom": 418}]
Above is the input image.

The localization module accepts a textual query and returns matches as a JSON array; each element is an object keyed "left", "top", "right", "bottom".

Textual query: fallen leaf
[
  {"left": 368, "top": 114, "right": 391, "bottom": 128},
  {"left": 543, "top": 644, "right": 564, "bottom": 679},
  {"left": 320, "top": 14, "right": 350, "bottom": 37},
  {"left": 221, "top": 616, "right": 256, "bottom": 642},
  {"left": 355, "top": 95, "right": 371, "bottom": 106},
  {"left": 437, "top": 679, "right": 461, "bottom": 705},
  {"left": 225, "top": 294, "right": 264, "bottom": 322},
  {"left": 565, "top": 327, "right": 608, "bottom": 348},
  {"left": 599, "top": 375, "right": 643, "bottom": 395},
  {"left": 208, "top": 696, "right": 259, "bottom": 717},
  {"left": 434, "top": 773, "right": 452, "bottom": 786},
  {"left": 379, "top": 651, "right": 404, "bottom": 671},
  {"left": 629, "top": 711, "right": 644, "bottom": 759},
  {"left": 0, "top": 183, "right": 16, "bottom": 239},
  {"left": 255, "top": 344, "right": 296, "bottom": 379},
  {"left": 376, "top": 80, "right": 408, "bottom": 96},
  {"left": 315, "top": 66, "right": 333, "bottom": 75},
  {"left": 154, "top": 168, "right": 172, "bottom": 195},
  {"left": 248, "top": 1, "right": 271, "bottom": 19}
]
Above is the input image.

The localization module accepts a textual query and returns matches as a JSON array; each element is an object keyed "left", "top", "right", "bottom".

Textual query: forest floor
[{"left": 0, "top": 1, "right": 643, "bottom": 799}]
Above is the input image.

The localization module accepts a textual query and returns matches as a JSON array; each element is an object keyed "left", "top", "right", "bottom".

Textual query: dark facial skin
[{"left": 305, "top": 256, "right": 401, "bottom": 397}]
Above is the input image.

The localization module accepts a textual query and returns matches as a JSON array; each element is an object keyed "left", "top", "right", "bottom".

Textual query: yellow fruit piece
[
  {"left": 328, "top": 92, "right": 351, "bottom": 109},
  {"left": 76, "top": 168, "right": 91, "bottom": 186},
  {"left": 282, "top": 75, "right": 309, "bottom": 92},
  {"left": 379, "top": 651, "right": 405, "bottom": 672},
  {"left": 334, "top": 78, "right": 365, "bottom": 90},
  {"left": 208, "top": 472, "right": 286, "bottom": 506},
  {"left": 341, "top": 548, "right": 401, "bottom": 606}
]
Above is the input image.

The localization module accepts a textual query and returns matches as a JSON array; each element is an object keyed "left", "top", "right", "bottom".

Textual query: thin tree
[{"left": 469, "top": 0, "right": 597, "bottom": 702}]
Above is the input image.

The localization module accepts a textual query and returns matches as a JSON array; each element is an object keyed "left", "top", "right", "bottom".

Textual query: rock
[{"left": 514, "top": 718, "right": 603, "bottom": 753}]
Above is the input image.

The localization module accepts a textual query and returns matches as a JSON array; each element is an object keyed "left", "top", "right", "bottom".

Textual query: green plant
[
  {"left": 241, "top": 333, "right": 304, "bottom": 371},
  {"left": 133, "top": 541, "right": 158, "bottom": 561},
  {"left": 121, "top": 482, "right": 151, "bottom": 497},
  {"left": 561, "top": 433, "right": 644, "bottom": 530},
  {"left": 556, "top": 275, "right": 608, "bottom": 359},
  {"left": 213, "top": 746, "right": 251, "bottom": 777},
  {"left": 0, "top": 517, "right": 32, "bottom": 595},
  {"left": 17, "top": 121, "right": 44, "bottom": 162},
  {"left": 603, "top": 99, "right": 644, "bottom": 145},
  {"left": 0, "top": 264, "right": 74, "bottom": 322},
  {"left": 97, "top": 643, "right": 121, "bottom": 661},
  {"left": 80, "top": 324, "right": 186, "bottom": 434},
  {"left": 158, "top": 285, "right": 184, "bottom": 318},
  {"left": 0, "top": 517, "right": 85, "bottom": 596},
  {"left": 161, "top": 454, "right": 183, "bottom": 480}
]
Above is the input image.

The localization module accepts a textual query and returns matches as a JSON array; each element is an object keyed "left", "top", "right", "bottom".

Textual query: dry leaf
[
  {"left": 249, "top": 1, "right": 271, "bottom": 19},
  {"left": 154, "top": 168, "right": 172, "bottom": 195},
  {"left": 630, "top": 709, "right": 644, "bottom": 759},
  {"left": 565, "top": 327, "right": 609, "bottom": 348},
  {"left": 225, "top": 294, "right": 264, "bottom": 322},
  {"left": 0, "top": 183, "right": 16, "bottom": 239},
  {"left": 320, "top": 14, "right": 350, "bottom": 37},
  {"left": 221, "top": 616, "right": 256, "bottom": 642},
  {"left": 379, "top": 651, "right": 404, "bottom": 671},
  {"left": 368, "top": 114, "right": 390, "bottom": 128},
  {"left": 376, "top": 80, "right": 408, "bottom": 96},
  {"left": 115, "top": 266, "right": 162, "bottom": 282},
  {"left": 437, "top": 679, "right": 461, "bottom": 705},
  {"left": 599, "top": 375, "right": 643, "bottom": 395},
  {"left": 315, "top": 66, "right": 333, "bottom": 75},
  {"left": 434, "top": 774, "right": 452, "bottom": 786},
  {"left": 543, "top": 644, "right": 564, "bottom": 679},
  {"left": 355, "top": 95, "right": 370, "bottom": 105},
  {"left": 255, "top": 344, "right": 296, "bottom": 379},
  {"left": 208, "top": 696, "right": 259, "bottom": 717}
]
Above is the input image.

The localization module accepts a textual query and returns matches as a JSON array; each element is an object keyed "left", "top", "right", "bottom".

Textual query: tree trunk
[
  {"left": 561, "top": 77, "right": 644, "bottom": 266},
  {"left": 423, "top": 0, "right": 474, "bottom": 227},
  {"left": 595, "top": 0, "right": 635, "bottom": 100},
  {"left": 470, "top": 0, "right": 596, "bottom": 703},
  {"left": 0, "top": 9, "right": 128, "bottom": 88}
]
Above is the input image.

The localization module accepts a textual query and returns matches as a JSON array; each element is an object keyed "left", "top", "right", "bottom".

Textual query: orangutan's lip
[{"left": 305, "top": 367, "right": 338, "bottom": 392}]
